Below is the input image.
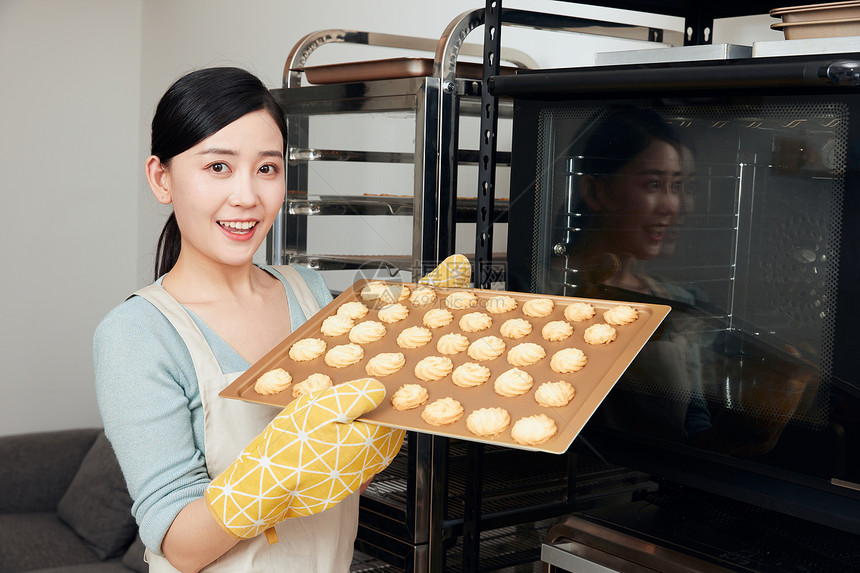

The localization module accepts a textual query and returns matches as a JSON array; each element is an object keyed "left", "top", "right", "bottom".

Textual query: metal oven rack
[
  {"left": 268, "top": 9, "right": 530, "bottom": 287},
  {"left": 269, "top": 7, "right": 681, "bottom": 572}
]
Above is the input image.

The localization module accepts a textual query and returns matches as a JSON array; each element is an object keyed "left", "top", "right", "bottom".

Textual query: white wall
[
  {"left": 0, "top": 0, "right": 142, "bottom": 436},
  {"left": 0, "top": 0, "right": 778, "bottom": 436}
]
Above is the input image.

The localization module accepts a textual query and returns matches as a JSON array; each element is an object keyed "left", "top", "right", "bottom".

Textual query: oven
[{"left": 494, "top": 52, "right": 860, "bottom": 569}]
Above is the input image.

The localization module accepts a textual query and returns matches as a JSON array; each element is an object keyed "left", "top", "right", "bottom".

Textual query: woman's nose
[
  {"left": 658, "top": 184, "right": 681, "bottom": 215},
  {"left": 229, "top": 174, "right": 258, "bottom": 206}
]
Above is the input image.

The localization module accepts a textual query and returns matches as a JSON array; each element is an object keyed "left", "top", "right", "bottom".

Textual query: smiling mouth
[
  {"left": 218, "top": 221, "right": 257, "bottom": 234},
  {"left": 644, "top": 225, "right": 668, "bottom": 239}
]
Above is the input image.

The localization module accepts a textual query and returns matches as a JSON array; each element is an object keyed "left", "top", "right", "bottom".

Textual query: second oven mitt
[
  {"left": 419, "top": 254, "right": 472, "bottom": 288},
  {"left": 204, "top": 377, "right": 405, "bottom": 540}
]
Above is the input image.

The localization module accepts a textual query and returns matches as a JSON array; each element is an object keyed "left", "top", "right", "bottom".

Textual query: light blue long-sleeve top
[{"left": 93, "top": 264, "right": 332, "bottom": 553}]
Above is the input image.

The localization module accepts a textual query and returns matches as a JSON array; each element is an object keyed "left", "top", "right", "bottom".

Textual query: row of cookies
[
  {"left": 358, "top": 280, "right": 639, "bottom": 327},
  {"left": 322, "top": 290, "right": 638, "bottom": 349},
  {"left": 391, "top": 385, "right": 562, "bottom": 446},
  {"left": 255, "top": 366, "right": 572, "bottom": 445},
  {"left": 267, "top": 345, "right": 585, "bottom": 390},
  {"left": 252, "top": 368, "right": 559, "bottom": 445},
  {"left": 254, "top": 368, "right": 332, "bottom": 398},
  {"left": 282, "top": 340, "right": 590, "bottom": 381},
  {"left": 393, "top": 373, "right": 575, "bottom": 406}
]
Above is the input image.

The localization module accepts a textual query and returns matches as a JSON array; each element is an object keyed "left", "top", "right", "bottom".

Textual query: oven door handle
[
  {"left": 489, "top": 58, "right": 860, "bottom": 97},
  {"left": 822, "top": 59, "right": 860, "bottom": 86}
]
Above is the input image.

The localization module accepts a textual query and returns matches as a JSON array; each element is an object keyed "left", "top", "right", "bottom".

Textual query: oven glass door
[{"left": 507, "top": 93, "right": 860, "bottom": 514}]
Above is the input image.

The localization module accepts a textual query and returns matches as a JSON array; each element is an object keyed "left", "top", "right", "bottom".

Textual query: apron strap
[
  {"left": 132, "top": 266, "right": 318, "bottom": 382},
  {"left": 132, "top": 284, "right": 225, "bottom": 383},
  {"left": 272, "top": 265, "right": 321, "bottom": 320}
]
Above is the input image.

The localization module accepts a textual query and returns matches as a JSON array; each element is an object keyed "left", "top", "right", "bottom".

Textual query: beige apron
[{"left": 135, "top": 266, "right": 358, "bottom": 572}]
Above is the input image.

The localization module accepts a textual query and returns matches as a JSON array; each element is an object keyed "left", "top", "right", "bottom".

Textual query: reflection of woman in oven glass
[
  {"left": 569, "top": 107, "right": 812, "bottom": 455},
  {"left": 571, "top": 108, "right": 686, "bottom": 292},
  {"left": 565, "top": 107, "right": 711, "bottom": 443}
]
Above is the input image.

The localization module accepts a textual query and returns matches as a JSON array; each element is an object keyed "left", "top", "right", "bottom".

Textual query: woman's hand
[
  {"left": 359, "top": 477, "right": 374, "bottom": 495},
  {"left": 204, "top": 378, "right": 404, "bottom": 540}
]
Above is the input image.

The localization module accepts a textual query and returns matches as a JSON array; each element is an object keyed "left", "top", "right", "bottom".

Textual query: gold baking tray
[
  {"left": 220, "top": 280, "right": 670, "bottom": 455},
  {"left": 293, "top": 57, "right": 518, "bottom": 85}
]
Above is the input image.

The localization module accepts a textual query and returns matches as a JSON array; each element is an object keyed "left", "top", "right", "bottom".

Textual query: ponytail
[{"left": 154, "top": 212, "right": 181, "bottom": 280}]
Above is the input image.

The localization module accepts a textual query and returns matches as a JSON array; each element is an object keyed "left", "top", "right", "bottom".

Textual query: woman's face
[
  {"left": 595, "top": 139, "right": 683, "bottom": 260},
  {"left": 156, "top": 110, "right": 286, "bottom": 269}
]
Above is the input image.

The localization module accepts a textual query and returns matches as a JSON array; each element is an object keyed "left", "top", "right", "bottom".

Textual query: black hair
[
  {"left": 580, "top": 106, "right": 683, "bottom": 178},
  {"left": 564, "top": 106, "right": 685, "bottom": 260},
  {"left": 151, "top": 67, "right": 288, "bottom": 280}
]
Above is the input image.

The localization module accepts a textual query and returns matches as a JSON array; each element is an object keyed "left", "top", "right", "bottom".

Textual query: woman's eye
[
  {"left": 209, "top": 162, "right": 227, "bottom": 173},
  {"left": 259, "top": 164, "right": 280, "bottom": 175}
]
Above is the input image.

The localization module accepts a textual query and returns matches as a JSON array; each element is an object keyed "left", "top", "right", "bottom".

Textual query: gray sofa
[{"left": 0, "top": 428, "right": 145, "bottom": 573}]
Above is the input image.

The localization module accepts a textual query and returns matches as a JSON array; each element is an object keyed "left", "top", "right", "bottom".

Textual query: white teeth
[{"left": 219, "top": 221, "right": 256, "bottom": 231}]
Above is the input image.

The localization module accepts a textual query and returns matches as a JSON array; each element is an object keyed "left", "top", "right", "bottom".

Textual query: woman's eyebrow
[
  {"left": 634, "top": 168, "right": 683, "bottom": 176},
  {"left": 259, "top": 150, "right": 284, "bottom": 159},
  {"left": 197, "top": 147, "right": 235, "bottom": 156},
  {"left": 196, "top": 148, "right": 283, "bottom": 158}
]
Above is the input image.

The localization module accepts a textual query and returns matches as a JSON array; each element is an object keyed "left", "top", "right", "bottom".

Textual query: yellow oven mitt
[
  {"left": 205, "top": 255, "right": 471, "bottom": 541},
  {"left": 419, "top": 254, "right": 471, "bottom": 288},
  {"left": 205, "top": 378, "right": 404, "bottom": 540}
]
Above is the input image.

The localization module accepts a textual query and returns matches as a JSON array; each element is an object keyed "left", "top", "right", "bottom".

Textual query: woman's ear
[
  {"left": 580, "top": 175, "right": 612, "bottom": 212},
  {"left": 145, "top": 155, "right": 172, "bottom": 205}
]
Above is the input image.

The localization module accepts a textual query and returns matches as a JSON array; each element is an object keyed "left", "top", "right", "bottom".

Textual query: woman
[{"left": 94, "top": 67, "right": 395, "bottom": 572}]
